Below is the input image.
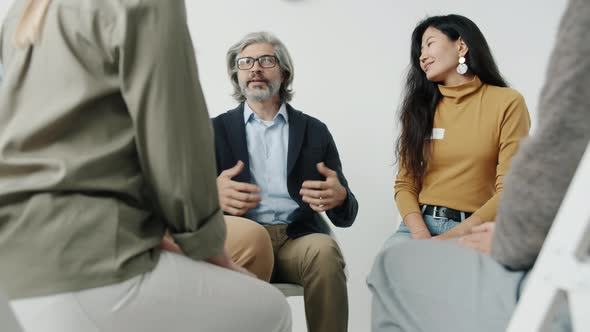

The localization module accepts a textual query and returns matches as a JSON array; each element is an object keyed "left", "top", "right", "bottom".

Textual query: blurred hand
[
  {"left": 300, "top": 162, "right": 347, "bottom": 212},
  {"left": 161, "top": 235, "right": 255, "bottom": 278},
  {"left": 206, "top": 249, "right": 256, "bottom": 278},
  {"left": 217, "top": 161, "right": 261, "bottom": 216},
  {"left": 160, "top": 233, "right": 183, "bottom": 254},
  {"left": 457, "top": 222, "right": 496, "bottom": 255}
]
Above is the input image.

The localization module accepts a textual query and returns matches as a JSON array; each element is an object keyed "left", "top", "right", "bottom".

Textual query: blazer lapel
[
  {"left": 287, "top": 104, "right": 307, "bottom": 175},
  {"left": 223, "top": 103, "right": 251, "bottom": 182}
]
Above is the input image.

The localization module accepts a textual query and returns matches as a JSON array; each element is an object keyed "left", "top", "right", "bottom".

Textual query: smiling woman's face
[{"left": 419, "top": 26, "right": 467, "bottom": 85}]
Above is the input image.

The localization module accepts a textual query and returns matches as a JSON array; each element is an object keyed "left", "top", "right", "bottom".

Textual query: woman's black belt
[{"left": 421, "top": 205, "right": 472, "bottom": 221}]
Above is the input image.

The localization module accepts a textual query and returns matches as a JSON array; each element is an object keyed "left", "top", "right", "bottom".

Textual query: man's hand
[
  {"left": 300, "top": 162, "right": 347, "bottom": 212},
  {"left": 457, "top": 222, "right": 496, "bottom": 255},
  {"left": 217, "top": 161, "right": 261, "bottom": 216}
]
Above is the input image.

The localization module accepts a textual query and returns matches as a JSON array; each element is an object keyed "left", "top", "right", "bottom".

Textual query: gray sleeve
[
  {"left": 116, "top": 0, "right": 226, "bottom": 261},
  {"left": 491, "top": 0, "right": 590, "bottom": 270}
]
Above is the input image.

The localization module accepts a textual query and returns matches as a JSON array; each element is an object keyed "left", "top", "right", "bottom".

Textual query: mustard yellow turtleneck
[{"left": 395, "top": 76, "right": 530, "bottom": 221}]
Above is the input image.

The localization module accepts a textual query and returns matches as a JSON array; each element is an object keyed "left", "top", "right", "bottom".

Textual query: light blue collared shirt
[{"left": 243, "top": 102, "right": 299, "bottom": 225}]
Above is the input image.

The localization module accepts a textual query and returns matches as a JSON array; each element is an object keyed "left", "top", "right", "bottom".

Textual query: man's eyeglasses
[{"left": 236, "top": 55, "right": 278, "bottom": 70}]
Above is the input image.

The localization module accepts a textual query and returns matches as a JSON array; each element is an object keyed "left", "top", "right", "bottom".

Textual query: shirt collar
[{"left": 243, "top": 102, "right": 288, "bottom": 124}]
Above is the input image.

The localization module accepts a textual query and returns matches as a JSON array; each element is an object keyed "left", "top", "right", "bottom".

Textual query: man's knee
[
  {"left": 226, "top": 216, "right": 272, "bottom": 252},
  {"left": 225, "top": 216, "right": 274, "bottom": 281},
  {"left": 302, "top": 234, "right": 346, "bottom": 276}
]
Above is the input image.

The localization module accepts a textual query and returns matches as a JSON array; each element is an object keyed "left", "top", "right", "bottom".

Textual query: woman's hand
[
  {"left": 160, "top": 235, "right": 255, "bottom": 278},
  {"left": 160, "top": 233, "right": 183, "bottom": 254}
]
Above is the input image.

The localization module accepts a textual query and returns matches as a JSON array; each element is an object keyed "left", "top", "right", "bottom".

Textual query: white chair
[
  {"left": 506, "top": 143, "right": 590, "bottom": 332},
  {"left": 0, "top": 291, "right": 24, "bottom": 332},
  {"left": 273, "top": 283, "right": 304, "bottom": 297},
  {"left": 272, "top": 212, "right": 348, "bottom": 298}
]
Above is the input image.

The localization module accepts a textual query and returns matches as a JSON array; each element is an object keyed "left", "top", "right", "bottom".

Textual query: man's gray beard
[{"left": 240, "top": 80, "right": 280, "bottom": 102}]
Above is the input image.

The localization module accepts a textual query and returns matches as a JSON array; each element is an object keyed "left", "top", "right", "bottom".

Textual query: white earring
[{"left": 456, "top": 56, "right": 468, "bottom": 75}]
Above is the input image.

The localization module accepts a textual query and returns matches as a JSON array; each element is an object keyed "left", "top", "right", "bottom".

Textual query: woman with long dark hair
[{"left": 387, "top": 14, "right": 530, "bottom": 244}]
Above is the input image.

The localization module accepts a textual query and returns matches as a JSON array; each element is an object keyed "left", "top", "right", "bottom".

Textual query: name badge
[{"left": 431, "top": 128, "right": 445, "bottom": 140}]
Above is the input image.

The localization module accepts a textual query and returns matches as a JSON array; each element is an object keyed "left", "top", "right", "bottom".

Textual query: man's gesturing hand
[
  {"left": 217, "top": 161, "right": 261, "bottom": 216},
  {"left": 300, "top": 162, "right": 347, "bottom": 212}
]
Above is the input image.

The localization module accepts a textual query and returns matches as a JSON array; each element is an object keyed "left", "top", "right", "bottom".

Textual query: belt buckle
[{"left": 432, "top": 206, "right": 444, "bottom": 220}]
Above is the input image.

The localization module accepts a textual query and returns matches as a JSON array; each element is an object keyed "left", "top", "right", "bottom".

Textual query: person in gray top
[
  {"left": 367, "top": 0, "right": 589, "bottom": 331},
  {"left": 0, "top": 0, "right": 291, "bottom": 331}
]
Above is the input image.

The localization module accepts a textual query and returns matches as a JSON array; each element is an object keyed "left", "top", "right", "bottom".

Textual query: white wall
[
  {"left": 184, "top": 1, "right": 567, "bottom": 331},
  {"left": 0, "top": 1, "right": 568, "bottom": 331}
]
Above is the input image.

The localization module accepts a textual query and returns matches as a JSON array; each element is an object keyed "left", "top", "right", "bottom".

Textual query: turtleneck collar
[{"left": 438, "top": 76, "right": 483, "bottom": 104}]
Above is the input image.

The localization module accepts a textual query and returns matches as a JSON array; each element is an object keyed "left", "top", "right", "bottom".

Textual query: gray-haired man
[{"left": 212, "top": 31, "right": 359, "bottom": 332}]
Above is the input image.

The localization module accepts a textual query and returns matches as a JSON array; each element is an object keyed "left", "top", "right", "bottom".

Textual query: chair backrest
[
  {"left": 506, "top": 143, "right": 590, "bottom": 332},
  {"left": 0, "top": 291, "right": 24, "bottom": 332}
]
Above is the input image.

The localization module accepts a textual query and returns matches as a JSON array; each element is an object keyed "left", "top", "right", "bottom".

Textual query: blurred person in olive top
[
  {"left": 212, "top": 31, "right": 358, "bottom": 332},
  {"left": 387, "top": 14, "right": 530, "bottom": 245},
  {"left": 0, "top": 1, "right": 291, "bottom": 331}
]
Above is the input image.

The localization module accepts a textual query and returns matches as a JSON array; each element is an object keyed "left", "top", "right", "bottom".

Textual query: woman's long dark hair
[{"left": 396, "top": 14, "right": 507, "bottom": 182}]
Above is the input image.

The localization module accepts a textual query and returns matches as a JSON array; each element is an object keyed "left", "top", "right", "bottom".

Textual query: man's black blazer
[{"left": 212, "top": 103, "right": 358, "bottom": 238}]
